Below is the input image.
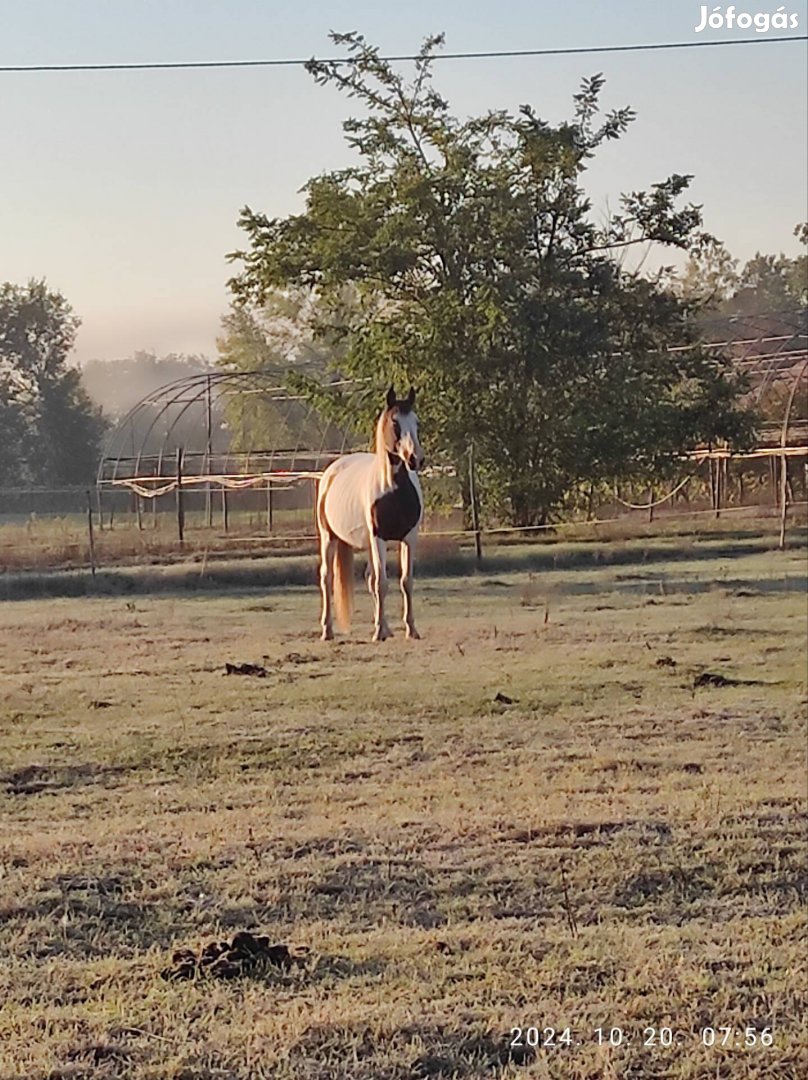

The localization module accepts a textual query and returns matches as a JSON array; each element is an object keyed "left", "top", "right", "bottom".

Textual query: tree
[
  {"left": 681, "top": 224, "right": 808, "bottom": 316},
  {"left": 0, "top": 368, "right": 32, "bottom": 486},
  {"left": 0, "top": 280, "right": 106, "bottom": 485},
  {"left": 217, "top": 289, "right": 362, "bottom": 455},
  {"left": 679, "top": 241, "right": 740, "bottom": 308},
  {"left": 228, "top": 32, "right": 753, "bottom": 525}
]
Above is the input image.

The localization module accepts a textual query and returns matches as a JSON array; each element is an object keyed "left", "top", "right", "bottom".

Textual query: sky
[{"left": 2, "top": 0, "right": 807, "bottom": 367}]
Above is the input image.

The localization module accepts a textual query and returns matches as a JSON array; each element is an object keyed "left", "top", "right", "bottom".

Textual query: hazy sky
[{"left": 2, "top": 1, "right": 806, "bottom": 366}]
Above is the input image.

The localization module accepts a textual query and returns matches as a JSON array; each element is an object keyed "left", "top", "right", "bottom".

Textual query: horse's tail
[
  {"left": 333, "top": 540, "right": 354, "bottom": 631},
  {"left": 316, "top": 469, "right": 353, "bottom": 632}
]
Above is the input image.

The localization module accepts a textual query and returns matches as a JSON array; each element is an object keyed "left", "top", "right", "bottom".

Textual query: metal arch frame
[
  {"left": 96, "top": 369, "right": 365, "bottom": 491},
  {"left": 96, "top": 311, "right": 807, "bottom": 496}
]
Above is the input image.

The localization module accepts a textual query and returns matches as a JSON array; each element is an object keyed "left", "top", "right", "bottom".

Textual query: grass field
[
  {"left": 0, "top": 539, "right": 806, "bottom": 1079},
  {"left": 0, "top": 507, "right": 320, "bottom": 575}
]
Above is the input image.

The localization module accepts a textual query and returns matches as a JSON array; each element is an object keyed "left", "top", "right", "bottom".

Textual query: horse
[{"left": 316, "top": 386, "right": 425, "bottom": 642}]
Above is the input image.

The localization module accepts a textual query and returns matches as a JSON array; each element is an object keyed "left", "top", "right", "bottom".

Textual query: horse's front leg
[
  {"left": 369, "top": 535, "right": 392, "bottom": 642},
  {"left": 400, "top": 537, "right": 420, "bottom": 639},
  {"left": 319, "top": 533, "right": 336, "bottom": 641}
]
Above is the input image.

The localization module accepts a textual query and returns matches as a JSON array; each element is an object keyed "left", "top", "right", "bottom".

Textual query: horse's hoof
[
  {"left": 405, "top": 628, "right": 421, "bottom": 640},
  {"left": 321, "top": 628, "right": 334, "bottom": 642},
  {"left": 372, "top": 627, "right": 393, "bottom": 642}
]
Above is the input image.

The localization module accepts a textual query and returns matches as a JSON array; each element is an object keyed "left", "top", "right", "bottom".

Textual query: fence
[{"left": 1, "top": 450, "right": 806, "bottom": 578}]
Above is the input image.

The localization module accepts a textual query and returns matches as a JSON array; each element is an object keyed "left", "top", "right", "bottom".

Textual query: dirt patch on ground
[{"left": 161, "top": 931, "right": 306, "bottom": 981}]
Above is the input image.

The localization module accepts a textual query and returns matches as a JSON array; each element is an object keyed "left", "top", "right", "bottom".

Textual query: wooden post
[
  {"left": 205, "top": 374, "right": 213, "bottom": 528},
  {"left": 266, "top": 481, "right": 273, "bottom": 535},
  {"left": 647, "top": 486, "right": 655, "bottom": 525},
  {"left": 779, "top": 453, "right": 789, "bottom": 550},
  {"left": 176, "top": 448, "right": 185, "bottom": 544},
  {"left": 95, "top": 487, "right": 104, "bottom": 531},
  {"left": 721, "top": 457, "right": 729, "bottom": 511},
  {"left": 778, "top": 360, "right": 807, "bottom": 550},
  {"left": 86, "top": 490, "right": 96, "bottom": 576},
  {"left": 468, "top": 443, "right": 483, "bottom": 564},
  {"left": 221, "top": 487, "right": 229, "bottom": 533}
]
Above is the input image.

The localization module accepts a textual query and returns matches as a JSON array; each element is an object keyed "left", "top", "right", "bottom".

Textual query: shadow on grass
[
  {"left": 2, "top": 528, "right": 805, "bottom": 602},
  {"left": 4, "top": 801, "right": 805, "bottom": 965},
  {"left": 38, "top": 1017, "right": 534, "bottom": 1080},
  {"left": 286, "top": 1021, "right": 535, "bottom": 1080},
  {"left": 1, "top": 762, "right": 129, "bottom": 796}
]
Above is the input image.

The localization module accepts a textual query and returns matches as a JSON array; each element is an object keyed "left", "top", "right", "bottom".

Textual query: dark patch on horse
[{"left": 372, "top": 462, "right": 421, "bottom": 541}]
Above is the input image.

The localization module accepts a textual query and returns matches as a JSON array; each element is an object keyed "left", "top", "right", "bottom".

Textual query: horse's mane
[{"left": 374, "top": 409, "right": 395, "bottom": 488}]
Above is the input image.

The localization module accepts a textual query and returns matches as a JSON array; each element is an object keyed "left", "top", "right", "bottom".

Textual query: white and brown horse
[{"left": 316, "top": 387, "right": 425, "bottom": 641}]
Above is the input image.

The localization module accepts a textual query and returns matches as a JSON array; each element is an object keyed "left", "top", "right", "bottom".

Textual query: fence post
[
  {"left": 779, "top": 453, "right": 789, "bottom": 550},
  {"left": 176, "top": 448, "right": 185, "bottom": 544},
  {"left": 721, "top": 457, "right": 729, "bottom": 513},
  {"left": 205, "top": 374, "right": 213, "bottom": 528},
  {"left": 778, "top": 359, "right": 807, "bottom": 550},
  {"left": 221, "top": 487, "right": 229, "bottom": 533},
  {"left": 468, "top": 443, "right": 483, "bottom": 564},
  {"left": 266, "top": 481, "right": 273, "bottom": 535},
  {"left": 86, "top": 490, "right": 96, "bottom": 576}
]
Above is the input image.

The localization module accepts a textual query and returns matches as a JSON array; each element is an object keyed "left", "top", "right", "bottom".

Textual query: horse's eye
[{"left": 393, "top": 420, "right": 401, "bottom": 439}]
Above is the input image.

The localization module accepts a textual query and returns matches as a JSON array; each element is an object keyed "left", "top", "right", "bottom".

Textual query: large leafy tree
[
  {"left": 681, "top": 224, "right": 808, "bottom": 314},
  {"left": 0, "top": 280, "right": 106, "bottom": 485},
  {"left": 228, "top": 32, "right": 753, "bottom": 525},
  {"left": 0, "top": 367, "right": 32, "bottom": 486},
  {"left": 217, "top": 291, "right": 355, "bottom": 454}
]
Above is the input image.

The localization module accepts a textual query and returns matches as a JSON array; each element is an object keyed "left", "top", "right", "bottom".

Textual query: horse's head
[{"left": 381, "top": 386, "right": 425, "bottom": 471}]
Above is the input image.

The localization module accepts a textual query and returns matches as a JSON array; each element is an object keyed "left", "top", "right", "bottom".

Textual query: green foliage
[
  {"left": 0, "top": 280, "right": 106, "bottom": 486},
  {"left": 217, "top": 305, "right": 290, "bottom": 452},
  {"left": 0, "top": 374, "right": 32, "bottom": 486},
  {"left": 217, "top": 297, "right": 357, "bottom": 454},
  {"left": 681, "top": 224, "right": 808, "bottom": 314},
  {"left": 228, "top": 32, "right": 754, "bottom": 525}
]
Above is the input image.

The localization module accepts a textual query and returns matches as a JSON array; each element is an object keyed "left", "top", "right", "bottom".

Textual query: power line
[{"left": 1, "top": 35, "right": 806, "bottom": 73}]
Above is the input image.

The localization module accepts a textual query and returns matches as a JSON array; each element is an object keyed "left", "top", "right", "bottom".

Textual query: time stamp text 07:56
[{"left": 509, "top": 1025, "right": 775, "bottom": 1051}]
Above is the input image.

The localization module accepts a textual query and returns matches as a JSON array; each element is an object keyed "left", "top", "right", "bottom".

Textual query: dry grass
[
  {"left": 0, "top": 541, "right": 806, "bottom": 1079},
  {"left": 2, "top": 502, "right": 804, "bottom": 576},
  {"left": 0, "top": 509, "right": 319, "bottom": 575}
]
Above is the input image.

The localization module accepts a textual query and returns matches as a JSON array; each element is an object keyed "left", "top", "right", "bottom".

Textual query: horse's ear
[
  {"left": 386, "top": 386, "right": 397, "bottom": 409},
  {"left": 406, "top": 387, "right": 416, "bottom": 407}
]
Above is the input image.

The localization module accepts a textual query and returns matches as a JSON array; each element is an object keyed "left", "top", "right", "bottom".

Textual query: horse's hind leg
[
  {"left": 399, "top": 538, "right": 420, "bottom": 639},
  {"left": 319, "top": 532, "right": 337, "bottom": 641}
]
